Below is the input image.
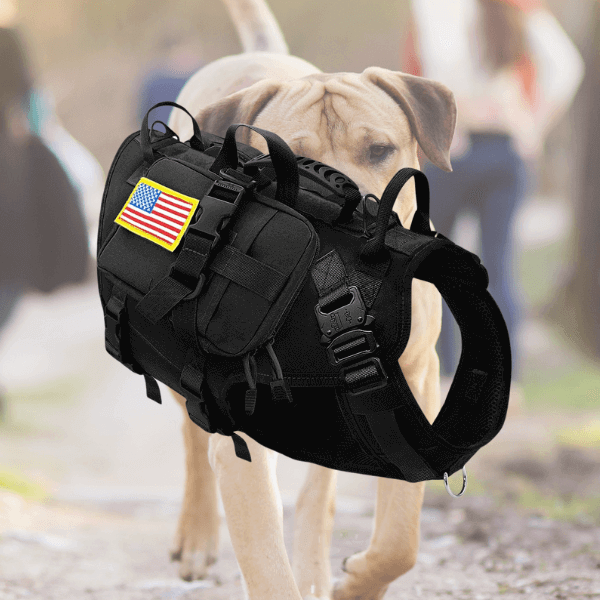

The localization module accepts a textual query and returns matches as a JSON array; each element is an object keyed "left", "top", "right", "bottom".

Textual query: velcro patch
[{"left": 115, "top": 177, "right": 199, "bottom": 251}]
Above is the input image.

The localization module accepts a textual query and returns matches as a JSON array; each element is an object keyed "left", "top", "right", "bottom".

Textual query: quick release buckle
[
  {"left": 189, "top": 179, "right": 245, "bottom": 240},
  {"left": 315, "top": 285, "right": 375, "bottom": 343}
]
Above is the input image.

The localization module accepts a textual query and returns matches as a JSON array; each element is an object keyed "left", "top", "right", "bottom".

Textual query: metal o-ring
[{"left": 443, "top": 466, "right": 468, "bottom": 498}]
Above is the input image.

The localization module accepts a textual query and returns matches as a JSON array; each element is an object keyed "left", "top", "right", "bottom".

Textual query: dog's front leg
[
  {"left": 170, "top": 391, "right": 220, "bottom": 581},
  {"left": 292, "top": 464, "right": 337, "bottom": 600},
  {"left": 209, "top": 431, "right": 304, "bottom": 600},
  {"left": 333, "top": 280, "right": 443, "bottom": 600}
]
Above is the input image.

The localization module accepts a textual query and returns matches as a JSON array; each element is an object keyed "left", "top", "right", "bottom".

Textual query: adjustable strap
[
  {"left": 104, "top": 282, "right": 162, "bottom": 404},
  {"left": 310, "top": 252, "right": 433, "bottom": 477},
  {"left": 311, "top": 250, "right": 376, "bottom": 342},
  {"left": 144, "top": 374, "right": 162, "bottom": 404},
  {"left": 181, "top": 348, "right": 252, "bottom": 463},
  {"left": 136, "top": 178, "right": 247, "bottom": 324},
  {"left": 210, "top": 245, "right": 287, "bottom": 302},
  {"left": 311, "top": 250, "right": 349, "bottom": 300},
  {"left": 196, "top": 203, "right": 276, "bottom": 337},
  {"left": 340, "top": 375, "right": 437, "bottom": 481},
  {"left": 181, "top": 350, "right": 214, "bottom": 434}
]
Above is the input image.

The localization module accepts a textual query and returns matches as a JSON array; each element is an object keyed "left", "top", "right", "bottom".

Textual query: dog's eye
[{"left": 368, "top": 144, "right": 394, "bottom": 163}]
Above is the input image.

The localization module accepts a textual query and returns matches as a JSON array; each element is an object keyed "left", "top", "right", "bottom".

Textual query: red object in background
[
  {"left": 401, "top": 1, "right": 540, "bottom": 109},
  {"left": 402, "top": 14, "right": 423, "bottom": 77},
  {"left": 492, "top": 0, "right": 543, "bottom": 12}
]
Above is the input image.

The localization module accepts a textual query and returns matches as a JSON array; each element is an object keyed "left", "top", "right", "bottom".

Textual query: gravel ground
[
  {"left": 0, "top": 486, "right": 599, "bottom": 600},
  {"left": 0, "top": 278, "right": 599, "bottom": 600}
]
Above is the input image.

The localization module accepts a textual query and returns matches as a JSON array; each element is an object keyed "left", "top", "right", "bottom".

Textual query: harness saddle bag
[{"left": 97, "top": 101, "right": 512, "bottom": 484}]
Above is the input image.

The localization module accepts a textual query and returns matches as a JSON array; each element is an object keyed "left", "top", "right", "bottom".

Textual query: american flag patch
[{"left": 115, "top": 178, "right": 199, "bottom": 252}]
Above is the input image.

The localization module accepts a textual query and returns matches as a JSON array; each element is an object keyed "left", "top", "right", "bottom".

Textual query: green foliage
[{"left": 0, "top": 469, "right": 48, "bottom": 501}]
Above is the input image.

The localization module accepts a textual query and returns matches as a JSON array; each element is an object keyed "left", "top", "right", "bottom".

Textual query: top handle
[
  {"left": 209, "top": 123, "right": 299, "bottom": 209},
  {"left": 140, "top": 101, "right": 205, "bottom": 164},
  {"left": 360, "top": 168, "right": 432, "bottom": 262}
]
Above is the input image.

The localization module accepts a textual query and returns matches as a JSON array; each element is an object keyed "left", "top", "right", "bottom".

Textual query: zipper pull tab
[
  {"left": 243, "top": 353, "right": 258, "bottom": 415},
  {"left": 266, "top": 340, "right": 294, "bottom": 404}
]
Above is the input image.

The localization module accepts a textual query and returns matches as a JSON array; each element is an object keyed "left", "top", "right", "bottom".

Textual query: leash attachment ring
[{"left": 443, "top": 466, "right": 468, "bottom": 498}]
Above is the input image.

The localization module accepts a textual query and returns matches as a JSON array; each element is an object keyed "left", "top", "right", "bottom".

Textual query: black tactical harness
[{"left": 97, "top": 102, "right": 511, "bottom": 487}]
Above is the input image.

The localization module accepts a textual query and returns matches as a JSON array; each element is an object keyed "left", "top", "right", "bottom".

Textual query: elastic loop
[
  {"left": 360, "top": 168, "right": 432, "bottom": 262},
  {"left": 140, "top": 101, "right": 204, "bottom": 164}
]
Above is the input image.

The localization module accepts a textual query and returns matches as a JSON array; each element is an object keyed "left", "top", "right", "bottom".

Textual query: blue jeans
[{"left": 424, "top": 133, "right": 528, "bottom": 381}]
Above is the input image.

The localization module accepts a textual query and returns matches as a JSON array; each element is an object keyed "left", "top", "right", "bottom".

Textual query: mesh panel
[{"left": 432, "top": 278, "right": 510, "bottom": 448}]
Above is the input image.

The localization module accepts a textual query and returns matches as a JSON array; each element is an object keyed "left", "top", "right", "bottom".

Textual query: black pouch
[{"left": 98, "top": 103, "right": 319, "bottom": 367}]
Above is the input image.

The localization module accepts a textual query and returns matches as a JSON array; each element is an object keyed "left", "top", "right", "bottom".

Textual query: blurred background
[{"left": 0, "top": 0, "right": 599, "bottom": 598}]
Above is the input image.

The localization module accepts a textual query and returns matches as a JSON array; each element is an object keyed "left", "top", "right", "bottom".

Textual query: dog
[{"left": 167, "top": 1, "right": 456, "bottom": 598}]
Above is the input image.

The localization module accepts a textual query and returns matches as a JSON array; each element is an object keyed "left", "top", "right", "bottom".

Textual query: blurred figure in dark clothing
[
  {"left": 0, "top": 21, "right": 89, "bottom": 419},
  {"left": 0, "top": 25, "right": 33, "bottom": 333},
  {"left": 137, "top": 35, "right": 205, "bottom": 128}
]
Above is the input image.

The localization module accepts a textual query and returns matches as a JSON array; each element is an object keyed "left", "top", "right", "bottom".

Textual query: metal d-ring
[{"left": 443, "top": 466, "right": 468, "bottom": 498}]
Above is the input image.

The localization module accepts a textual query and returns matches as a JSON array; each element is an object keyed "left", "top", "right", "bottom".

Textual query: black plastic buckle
[
  {"left": 341, "top": 357, "right": 388, "bottom": 396},
  {"left": 327, "top": 329, "right": 378, "bottom": 366},
  {"left": 189, "top": 179, "right": 245, "bottom": 240},
  {"left": 168, "top": 265, "right": 206, "bottom": 301},
  {"left": 315, "top": 285, "right": 374, "bottom": 342}
]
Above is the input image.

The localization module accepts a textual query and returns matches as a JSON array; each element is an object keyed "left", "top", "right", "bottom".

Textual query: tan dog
[{"left": 167, "top": 1, "right": 456, "bottom": 598}]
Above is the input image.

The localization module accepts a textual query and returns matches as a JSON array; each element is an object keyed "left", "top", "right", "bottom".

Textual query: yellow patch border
[{"left": 114, "top": 177, "right": 199, "bottom": 252}]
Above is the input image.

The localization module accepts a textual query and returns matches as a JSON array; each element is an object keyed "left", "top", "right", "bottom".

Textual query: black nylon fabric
[{"left": 97, "top": 102, "right": 512, "bottom": 483}]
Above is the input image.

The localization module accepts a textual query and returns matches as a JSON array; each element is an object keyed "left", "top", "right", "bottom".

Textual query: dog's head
[{"left": 194, "top": 67, "right": 456, "bottom": 227}]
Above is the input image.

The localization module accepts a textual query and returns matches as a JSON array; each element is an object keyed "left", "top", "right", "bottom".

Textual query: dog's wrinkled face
[{"left": 195, "top": 66, "right": 456, "bottom": 227}]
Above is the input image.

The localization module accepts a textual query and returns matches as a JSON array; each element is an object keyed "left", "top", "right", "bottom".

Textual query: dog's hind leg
[
  {"left": 292, "top": 464, "right": 337, "bottom": 600},
  {"left": 209, "top": 431, "right": 304, "bottom": 600},
  {"left": 170, "top": 390, "right": 220, "bottom": 581}
]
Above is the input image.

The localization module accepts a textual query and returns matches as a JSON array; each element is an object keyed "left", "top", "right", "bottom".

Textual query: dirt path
[
  {"left": 0, "top": 283, "right": 599, "bottom": 600},
  {"left": 1, "top": 484, "right": 599, "bottom": 600}
]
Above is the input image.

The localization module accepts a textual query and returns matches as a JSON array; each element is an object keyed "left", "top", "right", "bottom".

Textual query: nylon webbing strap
[
  {"left": 136, "top": 232, "right": 214, "bottom": 324},
  {"left": 144, "top": 374, "right": 162, "bottom": 404},
  {"left": 336, "top": 186, "right": 362, "bottom": 224},
  {"left": 364, "top": 411, "right": 436, "bottom": 479},
  {"left": 105, "top": 283, "right": 162, "bottom": 403},
  {"left": 105, "top": 283, "right": 141, "bottom": 374},
  {"left": 311, "top": 250, "right": 349, "bottom": 299},
  {"left": 347, "top": 269, "right": 382, "bottom": 309},
  {"left": 343, "top": 382, "right": 437, "bottom": 480},
  {"left": 181, "top": 349, "right": 212, "bottom": 433},
  {"left": 210, "top": 245, "right": 286, "bottom": 302},
  {"left": 196, "top": 204, "right": 277, "bottom": 336}
]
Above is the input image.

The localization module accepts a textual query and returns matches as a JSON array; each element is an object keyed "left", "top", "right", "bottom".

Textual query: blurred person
[
  {"left": 0, "top": 11, "right": 89, "bottom": 418},
  {"left": 403, "top": 0, "right": 584, "bottom": 405},
  {"left": 28, "top": 88, "right": 105, "bottom": 254},
  {"left": 137, "top": 34, "right": 205, "bottom": 129}
]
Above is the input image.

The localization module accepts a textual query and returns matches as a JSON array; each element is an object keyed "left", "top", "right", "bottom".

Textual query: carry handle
[
  {"left": 140, "top": 101, "right": 205, "bottom": 164},
  {"left": 209, "top": 123, "right": 299, "bottom": 208},
  {"left": 360, "top": 168, "right": 432, "bottom": 262}
]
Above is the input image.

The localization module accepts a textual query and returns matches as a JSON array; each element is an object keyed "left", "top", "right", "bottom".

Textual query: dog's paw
[
  {"left": 170, "top": 528, "right": 218, "bottom": 581},
  {"left": 332, "top": 568, "right": 389, "bottom": 600}
]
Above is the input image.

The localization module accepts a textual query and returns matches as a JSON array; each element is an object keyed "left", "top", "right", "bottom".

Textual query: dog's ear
[
  {"left": 194, "top": 80, "right": 281, "bottom": 144},
  {"left": 364, "top": 67, "right": 456, "bottom": 172}
]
